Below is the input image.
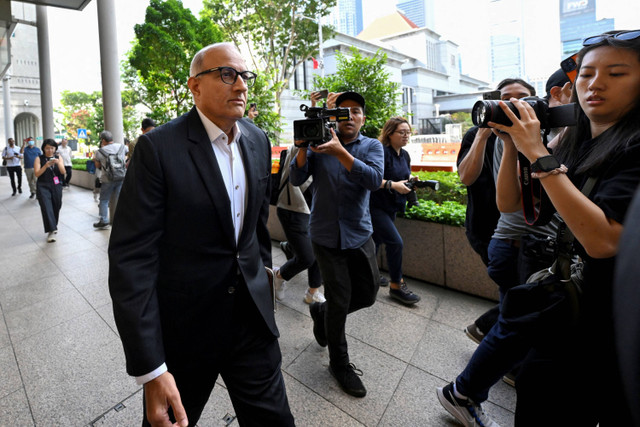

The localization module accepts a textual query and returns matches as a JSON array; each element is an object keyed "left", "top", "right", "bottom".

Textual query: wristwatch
[{"left": 531, "top": 155, "right": 560, "bottom": 173}]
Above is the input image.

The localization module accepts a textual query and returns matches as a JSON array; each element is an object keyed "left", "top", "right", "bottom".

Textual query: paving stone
[
  {"left": 0, "top": 388, "right": 34, "bottom": 426},
  {"left": 0, "top": 272, "right": 74, "bottom": 313},
  {"left": 0, "top": 345, "right": 21, "bottom": 399}
]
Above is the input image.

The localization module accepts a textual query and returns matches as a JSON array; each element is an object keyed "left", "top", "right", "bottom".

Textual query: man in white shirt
[
  {"left": 108, "top": 43, "right": 294, "bottom": 426},
  {"left": 57, "top": 139, "right": 73, "bottom": 188},
  {"left": 2, "top": 138, "right": 23, "bottom": 196}
]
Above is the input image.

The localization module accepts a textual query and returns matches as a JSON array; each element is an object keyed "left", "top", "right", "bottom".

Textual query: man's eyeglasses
[
  {"left": 583, "top": 30, "right": 640, "bottom": 46},
  {"left": 194, "top": 66, "right": 257, "bottom": 87},
  {"left": 394, "top": 130, "right": 411, "bottom": 136}
]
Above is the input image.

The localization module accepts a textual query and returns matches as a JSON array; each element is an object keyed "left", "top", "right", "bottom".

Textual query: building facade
[
  {"left": 559, "top": 0, "right": 613, "bottom": 58},
  {"left": 397, "top": 0, "right": 435, "bottom": 29},
  {"left": 327, "top": 0, "right": 363, "bottom": 38}
]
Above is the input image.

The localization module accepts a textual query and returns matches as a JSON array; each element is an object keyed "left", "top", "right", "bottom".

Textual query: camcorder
[
  {"left": 404, "top": 177, "right": 440, "bottom": 191},
  {"left": 293, "top": 104, "right": 350, "bottom": 147},
  {"left": 471, "top": 93, "right": 577, "bottom": 131}
]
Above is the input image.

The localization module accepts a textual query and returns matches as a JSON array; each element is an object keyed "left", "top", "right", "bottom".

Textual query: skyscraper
[
  {"left": 397, "top": 0, "right": 435, "bottom": 29},
  {"left": 327, "top": 0, "right": 363, "bottom": 37},
  {"left": 488, "top": 0, "right": 525, "bottom": 83},
  {"left": 559, "top": 0, "right": 613, "bottom": 58}
]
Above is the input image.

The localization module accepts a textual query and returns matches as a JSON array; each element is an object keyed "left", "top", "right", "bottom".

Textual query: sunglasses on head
[{"left": 582, "top": 29, "right": 640, "bottom": 46}]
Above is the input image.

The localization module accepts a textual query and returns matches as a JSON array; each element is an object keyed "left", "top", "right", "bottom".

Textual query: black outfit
[
  {"left": 614, "top": 185, "right": 640, "bottom": 426},
  {"left": 457, "top": 127, "right": 500, "bottom": 333},
  {"left": 64, "top": 166, "right": 72, "bottom": 186},
  {"left": 109, "top": 108, "right": 294, "bottom": 426},
  {"left": 370, "top": 144, "right": 411, "bottom": 283},
  {"left": 515, "top": 134, "right": 640, "bottom": 426},
  {"left": 35, "top": 155, "right": 63, "bottom": 233}
]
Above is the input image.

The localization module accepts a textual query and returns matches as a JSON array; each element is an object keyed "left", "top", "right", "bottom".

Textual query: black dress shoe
[
  {"left": 330, "top": 363, "right": 367, "bottom": 397},
  {"left": 309, "top": 302, "right": 327, "bottom": 347},
  {"left": 12, "top": 191, "right": 16, "bottom": 196},
  {"left": 18, "top": 188, "right": 22, "bottom": 194}
]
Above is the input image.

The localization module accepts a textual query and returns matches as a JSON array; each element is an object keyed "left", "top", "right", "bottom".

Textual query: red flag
[{"left": 312, "top": 57, "right": 319, "bottom": 69}]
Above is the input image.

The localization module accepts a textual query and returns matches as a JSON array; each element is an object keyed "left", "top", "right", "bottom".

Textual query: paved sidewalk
[{"left": 0, "top": 177, "right": 515, "bottom": 426}]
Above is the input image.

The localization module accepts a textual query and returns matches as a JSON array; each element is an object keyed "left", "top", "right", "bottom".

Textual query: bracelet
[
  {"left": 385, "top": 180, "right": 393, "bottom": 192},
  {"left": 531, "top": 164, "right": 568, "bottom": 179}
]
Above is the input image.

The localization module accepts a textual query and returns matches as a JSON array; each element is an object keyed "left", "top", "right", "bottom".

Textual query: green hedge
[
  {"left": 404, "top": 200, "right": 466, "bottom": 227},
  {"left": 412, "top": 171, "right": 466, "bottom": 205},
  {"left": 71, "top": 158, "right": 89, "bottom": 171}
]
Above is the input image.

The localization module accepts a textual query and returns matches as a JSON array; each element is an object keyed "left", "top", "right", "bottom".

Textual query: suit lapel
[
  {"left": 186, "top": 108, "right": 236, "bottom": 248},
  {"left": 237, "top": 121, "right": 259, "bottom": 244}
]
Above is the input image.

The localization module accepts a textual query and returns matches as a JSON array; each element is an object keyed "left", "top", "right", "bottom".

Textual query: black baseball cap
[
  {"left": 335, "top": 91, "right": 365, "bottom": 111},
  {"left": 545, "top": 69, "right": 571, "bottom": 100}
]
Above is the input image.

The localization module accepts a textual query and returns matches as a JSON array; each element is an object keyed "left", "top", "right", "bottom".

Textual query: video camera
[
  {"left": 293, "top": 104, "right": 350, "bottom": 147},
  {"left": 472, "top": 93, "right": 577, "bottom": 131},
  {"left": 404, "top": 177, "right": 439, "bottom": 191}
]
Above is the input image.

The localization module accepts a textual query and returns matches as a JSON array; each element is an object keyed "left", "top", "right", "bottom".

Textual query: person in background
[
  {"left": 21, "top": 136, "right": 42, "bottom": 199},
  {"left": 33, "top": 139, "right": 65, "bottom": 242},
  {"left": 3, "top": 138, "right": 23, "bottom": 196},
  {"left": 370, "top": 116, "right": 421, "bottom": 305},
  {"left": 247, "top": 103, "right": 259, "bottom": 121},
  {"left": 127, "top": 118, "right": 156, "bottom": 168},
  {"left": 93, "top": 131, "right": 125, "bottom": 229},
  {"left": 57, "top": 139, "right": 73, "bottom": 188}
]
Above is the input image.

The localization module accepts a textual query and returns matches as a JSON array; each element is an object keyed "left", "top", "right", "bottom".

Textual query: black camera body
[
  {"left": 404, "top": 178, "right": 440, "bottom": 191},
  {"left": 293, "top": 104, "right": 350, "bottom": 147},
  {"left": 472, "top": 96, "right": 577, "bottom": 130}
]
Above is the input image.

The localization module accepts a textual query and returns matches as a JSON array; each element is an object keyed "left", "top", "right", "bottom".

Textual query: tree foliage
[
  {"left": 57, "top": 90, "right": 140, "bottom": 145},
  {"left": 202, "top": 0, "right": 336, "bottom": 143},
  {"left": 126, "top": 0, "right": 224, "bottom": 124},
  {"left": 451, "top": 112, "right": 473, "bottom": 134},
  {"left": 312, "top": 47, "right": 402, "bottom": 138}
]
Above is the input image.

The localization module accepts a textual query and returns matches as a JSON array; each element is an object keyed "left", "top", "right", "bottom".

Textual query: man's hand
[
  {"left": 392, "top": 180, "right": 412, "bottom": 195},
  {"left": 310, "top": 128, "right": 346, "bottom": 157},
  {"left": 144, "top": 372, "right": 188, "bottom": 427}
]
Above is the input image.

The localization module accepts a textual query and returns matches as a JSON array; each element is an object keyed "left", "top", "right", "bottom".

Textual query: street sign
[{"left": 77, "top": 128, "right": 88, "bottom": 139}]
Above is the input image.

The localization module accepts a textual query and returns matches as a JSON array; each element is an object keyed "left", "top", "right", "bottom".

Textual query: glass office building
[{"left": 560, "top": 0, "right": 613, "bottom": 58}]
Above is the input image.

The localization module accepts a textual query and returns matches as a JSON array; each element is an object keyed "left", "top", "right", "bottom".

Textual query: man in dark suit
[{"left": 108, "top": 43, "right": 294, "bottom": 426}]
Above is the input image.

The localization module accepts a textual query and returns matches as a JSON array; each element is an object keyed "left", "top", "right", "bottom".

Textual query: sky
[{"left": 45, "top": 0, "right": 640, "bottom": 106}]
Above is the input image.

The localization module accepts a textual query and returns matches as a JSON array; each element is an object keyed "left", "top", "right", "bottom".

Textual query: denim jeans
[
  {"left": 370, "top": 207, "right": 403, "bottom": 283},
  {"left": 99, "top": 180, "right": 123, "bottom": 223},
  {"left": 277, "top": 208, "right": 321, "bottom": 288},
  {"left": 487, "top": 238, "right": 520, "bottom": 302}
]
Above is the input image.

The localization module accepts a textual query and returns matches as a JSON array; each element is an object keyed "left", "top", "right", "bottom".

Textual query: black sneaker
[
  {"left": 29, "top": 193, "right": 35, "bottom": 199},
  {"left": 93, "top": 221, "right": 111, "bottom": 229},
  {"left": 309, "top": 302, "right": 327, "bottom": 347},
  {"left": 330, "top": 363, "right": 366, "bottom": 398},
  {"left": 18, "top": 188, "right": 22, "bottom": 194},
  {"left": 464, "top": 323, "right": 485, "bottom": 345},
  {"left": 11, "top": 191, "right": 16, "bottom": 196},
  {"left": 437, "top": 382, "right": 499, "bottom": 427},
  {"left": 279, "top": 241, "right": 294, "bottom": 260},
  {"left": 389, "top": 281, "right": 421, "bottom": 305},
  {"left": 379, "top": 275, "right": 389, "bottom": 287}
]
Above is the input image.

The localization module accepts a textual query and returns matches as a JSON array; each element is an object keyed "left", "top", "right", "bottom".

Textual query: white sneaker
[
  {"left": 304, "top": 289, "right": 326, "bottom": 304},
  {"left": 47, "top": 232, "right": 56, "bottom": 243},
  {"left": 273, "top": 267, "right": 286, "bottom": 301}
]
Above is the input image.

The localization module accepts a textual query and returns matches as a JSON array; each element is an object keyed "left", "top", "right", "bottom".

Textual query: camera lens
[{"left": 303, "top": 123, "right": 321, "bottom": 138}]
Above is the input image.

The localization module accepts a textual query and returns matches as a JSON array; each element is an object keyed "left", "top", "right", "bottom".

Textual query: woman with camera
[
  {"left": 34, "top": 138, "right": 66, "bottom": 242},
  {"left": 492, "top": 30, "right": 640, "bottom": 425},
  {"left": 370, "top": 117, "right": 421, "bottom": 305}
]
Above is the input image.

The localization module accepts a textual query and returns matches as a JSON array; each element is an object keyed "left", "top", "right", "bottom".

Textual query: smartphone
[
  {"left": 561, "top": 54, "right": 578, "bottom": 84},
  {"left": 317, "top": 89, "right": 329, "bottom": 99}
]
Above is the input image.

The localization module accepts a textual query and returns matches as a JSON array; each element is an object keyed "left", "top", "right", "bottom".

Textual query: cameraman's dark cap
[
  {"left": 545, "top": 69, "right": 571, "bottom": 99},
  {"left": 335, "top": 91, "right": 365, "bottom": 110}
]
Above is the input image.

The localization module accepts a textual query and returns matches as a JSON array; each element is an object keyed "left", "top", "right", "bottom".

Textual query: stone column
[
  {"left": 3, "top": 71, "right": 13, "bottom": 140},
  {"left": 36, "top": 5, "right": 54, "bottom": 139},
  {"left": 96, "top": 0, "right": 124, "bottom": 144}
]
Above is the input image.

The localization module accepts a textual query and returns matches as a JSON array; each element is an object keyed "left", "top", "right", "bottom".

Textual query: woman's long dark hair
[{"left": 554, "top": 32, "right": 640, "bottom": 176}]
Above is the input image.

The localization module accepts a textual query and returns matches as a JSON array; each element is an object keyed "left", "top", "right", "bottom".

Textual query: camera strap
[{"left": 518, "top": 131, "right": 555, "bottom": 226}]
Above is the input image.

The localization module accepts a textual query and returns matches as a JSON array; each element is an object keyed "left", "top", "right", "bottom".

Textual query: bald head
[{"left": 190, "top": 42, "right": 240, "bottom": 77}]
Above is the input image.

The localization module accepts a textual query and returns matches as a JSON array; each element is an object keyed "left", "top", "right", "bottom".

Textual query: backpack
[{"left": 98, "top": 144, "right": 126, "bottom": 181}]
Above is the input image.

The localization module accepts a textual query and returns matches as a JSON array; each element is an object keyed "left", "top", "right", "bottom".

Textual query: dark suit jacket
[{"left": 108, "top": 107, "right": 276, "bottom": 376}]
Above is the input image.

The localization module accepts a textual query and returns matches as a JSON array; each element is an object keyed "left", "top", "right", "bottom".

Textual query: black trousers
[
  {"left": 142, "top": 278, "right": 294, "bottom": 427},
  {"left": 36, "top": 182, "right": 62, "bottom": 233},
  {"left": 312, "top": 238, "right": 379, "bottom": 367},
  {"left": 7, "top": 165, "right": 22, "bottom": 192},
  {"left": 64, "top": 166, "right": 72, "bottom": 186}
]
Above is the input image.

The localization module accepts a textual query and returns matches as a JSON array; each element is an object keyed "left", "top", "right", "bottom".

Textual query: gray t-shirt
[{"left": 491, "top": 138, "right": 557, "bottom": 240}]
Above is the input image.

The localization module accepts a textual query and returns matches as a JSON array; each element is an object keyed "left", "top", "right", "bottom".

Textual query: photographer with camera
[
  {"left": 290, "top": 91, "right": 383, "bottom": 398},
  {"left": 33, "top": 139, "right": 66, "bottom": 242},
  {"left": 370, "top": 117, "right": 421, "bottom": 305},
  {"left": 439, "top": 77, "right": 563, "bottom": 427}
]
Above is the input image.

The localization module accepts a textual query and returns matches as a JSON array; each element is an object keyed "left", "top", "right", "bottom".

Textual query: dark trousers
[
  {"left": 36, "top": 182, "right": 62, "bottom": 233},
  {"left": 64, "top": 166, "right": 72, "bottom": 186},
  {"left": 7, "top": 165, "right": 22, "bottom": 192},
  {"left": 312, "top": 238, "right": 379, "bottom": 367},
  {"left": 143, "top": 279, "right": 294, "bottom": 427},
  {"left": 277, "top": 207, "right": 321, "bottom": 288},
  {"left": 370, "top": 207, "right": 403, "bottom": 283}
]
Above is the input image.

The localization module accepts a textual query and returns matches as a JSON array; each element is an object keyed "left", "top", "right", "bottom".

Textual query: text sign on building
[
  {"left": 562, "top": 0, "right": 594, "bottom": 16},
  {"left": 77, "top": 128, "right": 88, "bottom": 139}
]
